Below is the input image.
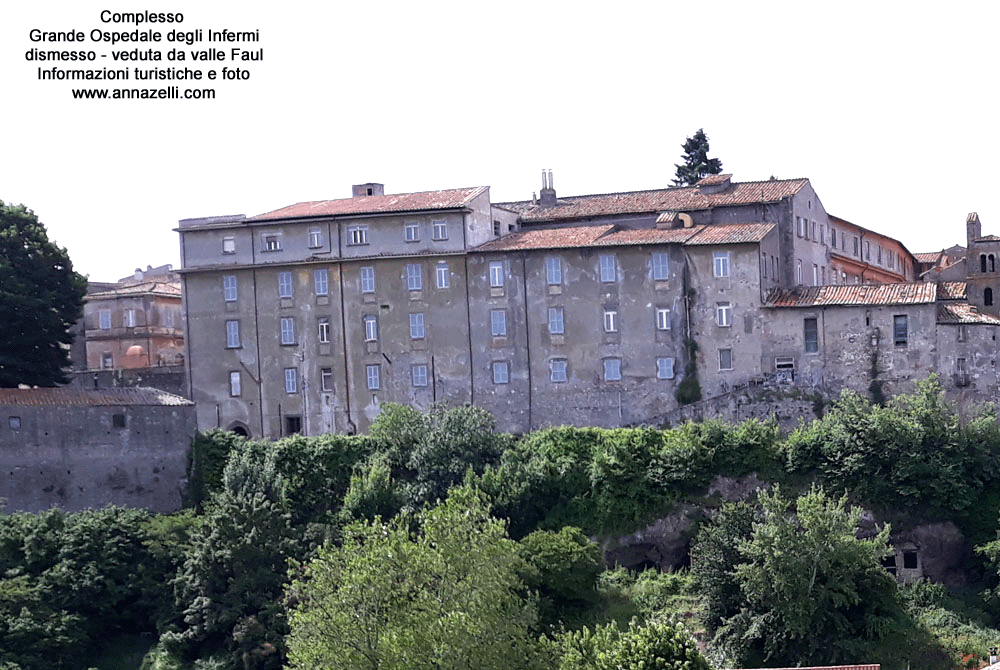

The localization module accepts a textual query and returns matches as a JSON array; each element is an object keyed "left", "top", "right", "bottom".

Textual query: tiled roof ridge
[
  {"left": 0, "top": 386, "right": 194, "bottom": 406},
  {"left": 251, "top": 185, "right": 488, "bottom": 220}
]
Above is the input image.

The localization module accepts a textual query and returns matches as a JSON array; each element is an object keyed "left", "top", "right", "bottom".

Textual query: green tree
[
  {"left": 286, "top": 487, "right": 541, "bottom": 670},
  {"left": 550, "top": 618, "right": 709, "bottom": 670},
  {"left": 0, "top": 201, "right": 87, "bottom": 387},
  {"left": 671, "top": 129, "right": 723, "bottom": 186}
]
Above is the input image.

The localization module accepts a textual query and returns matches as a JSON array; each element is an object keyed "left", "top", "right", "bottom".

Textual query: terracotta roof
[
  {"left": 937, "top": 281, "right": 967, "bottom": 300},
  {"left": 695, "top": 173, "right": 732, "bottom": 186},
  {"left": 249, "top": 186, "right": 488, "bottom": 221},
  {"left": 472, "top": 225, "right": 618, "bottom": 252},
  {"left": 683, "top": 222, "right": 776, "bottom": 245},
  {"left": 937, "top": 302, "right": 1000, "bottom": 325},
  {"left": 498, "top": 178, "right": 809, "bottom": 223},
  {"left": 976, "top": 235, "right": 1000, "bottom": 242},
  {"left": 86, "top": 281, "right": 181, "bottom": 300},
  {"left": 764, "top": 282, "right": 937, "bottom": 308},
  {"left": 0, "top": 387, "right": 193, "bottom": 407},
  {"left": 913, "top": 252, "right": 943, "bottom": 263}
]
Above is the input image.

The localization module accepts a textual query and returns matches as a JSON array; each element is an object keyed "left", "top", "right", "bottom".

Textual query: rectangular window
[
  {"left": 652, "top": 252, "right": 670, "bottom": 280},
  {"left": 280, "top": 317, "right": 295, "bottom": 345},
  {"left": 229, "top": 371, "right": 241, "bottom": 397},
  {"left": 284, "top": 367, "right": 297, "bottom": 393},
  {"left": 719, "top": 348, "right": 733, "bottom": 370},
  {"left": 409, "top": 313, "right": 425, "bottom": 339},
  {"left": 8, "top": 416, "right": 20, "bottom": 430},
  {"left": 308, "top": 227, "right": 322, "bottom": 248},
  {"left": 492, "top": 361, "right": 509, "bottom": 384},
  {"left": 491, "top": 309, "right": 507, "bottom": 337},
  {"left": 603, "top": 310, "right": 618, "bottom": 333},
  {"left": 546, "top": 256, "right": 562, "bottom": 285},
  {"left": 321, "top": 367, "right": 334, "bottom": 392},
  {"left": 894, "top": 315, "right": 908, "bottom": 347},
  {"left": 603, "top": 358, "right": 622, "bottom": 381},
  {"left": 223, "top": 236, "right": 236, "bottom": 254},
  {"left": 432, "top": 220, "right": 448, "bottom": 240},
  {"left": 226, "top": 320, "right": 240, "bottom": 348},
  {"left": 364, "top": 315, "right": 378, "bottom": 342},
  {"left": 716, "top": 302, "right": 732, "bottom": 327},
  {"left": 124, "top": 309, "right": 136, "bottom": 328},
  {"left": 811, "top": 221, "right": 817, "bottom": 239},
  {"left": 877, "top": 245, "right": 883, "bottom": 264},
  {"left": 599, "top": 254, "right": 616, "bottom": 282},
  {"left": 314, "top": 269, "right": 329, "bottom": 296},
  {"left": 797, "top": 259, "right": 803, "bottom": 284},
  {"left": 656, "top": 307, "right": 671, "bottom": 331},
  {"left": 101, "top": 352, "right": 113, "bottom": 369},
  {"left": 412, "top": 364, "right": 428, "bottom": 387},
  {"left": 762, "top": 253, "right": 768, "bottom": 279},
  {"left": 548, "top": 307, "right": 565, "bottom": 334},
  {"left": 656, "top": 357, "right": 675, "bottom": 380},
  {"left": 804, "top": 317, "right": 819, "bottom": 353},
  {"left": 348, "top": 225, "right": 369, "bottom": 246},
  {"left": 285, "top": 416, "right": 302, "bottom": 435},
  {"left": 404, "top": 222, "right": 420, "bottom": 242},
  {"left": 830, "top": 228, "right": 836, "bottom": 247},
  {"left": 406, "top": 263, "right": 422, "bottom": 291},
  {"left": 713, "top": 252, "right": 730, "bottom": 277},
  {"left": 865, "top": 240, "right": 871, "bottom": 261},
  {"left": 223, "top": 275, "right": 238, "bottom": 302},
  {"left": 436, "top": 263, "right": 450, "bottom": 289},
  {"left": 99, "top": 309, "right": 111, "bottom": 330},
  {"left": 278, "top": 271, "right": 293, "bottom": 298},
  {"left": 318, "top": 317, "right": 331, "bottom": 343},
  {"left": 489, "top": 261, "right": 504, "bottom": 287},
  {"left": 812, "top": 264, "right": 819, "bottom": 285},
  {"left": 853, "top": 236, "right": 860, "bottom": 256},
  {"left": 264, "top": 234, "right": 281, "bottom": 252},
  {"left": 360, "top": 266, "right": 376, "bottom": 293},
  {"left": 550, "top": 359, "right": 567, "bottom": 383},
  {"left": 366, "top": 364, "right": 380, "bottom": 390}
]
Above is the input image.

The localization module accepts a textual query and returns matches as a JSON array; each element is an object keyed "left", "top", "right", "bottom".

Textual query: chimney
[
  {"left": 539, "top": 169, "right": 557, "bottom": 208},
  {"left": 967, "top": 212, "right": 982, "bottom": 247},
  {"left": 352, "top": 183, "right": 385, "bottom": 198}
]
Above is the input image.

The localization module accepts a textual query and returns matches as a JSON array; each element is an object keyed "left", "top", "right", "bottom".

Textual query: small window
[
  {"left": 222, "top": 236, "right": 236, "bottom": 254},
  {"left": 713, "top": 252, "right": 730, "bottom": 278},
  {"left": 546, "top": 256, "right": 562, "bottom": 285},
  {"left": 550, "top": 359, "right": 567, "bottom": 383},
  {"left": 412, "top": 364, "right": 428, "bottom": 387},
  {"left": 492, "top": 361, "right": 509, "bottom": 384},
  {"left": 406, "top": 263, "right": 423, "bottom": 291},
  {"left": 280, "top": 317, "right": 295, "bottom": 345},
  {"left": 493, "top": 219, "right": 501, "bottom": 236},
  {"left": 719, "top": 348, "right": 733, "bottom": 370},
  {"left": 811, "top": 221, "right": 816, "bottom": 239},
  {"left": 491, "top": 309, "right": 507, "bottom": 337},
  {"left": 278, "top": 271, "right": 293, "bottom": 298},
  {"left": 229, "top": 371, "right": 242, "bottom": 397},
  {"left": 99, "top": 309, "right": 112, "bottom": 330},
  {"left": 360, "top": 266, "right": 376, "bottom": 293},
  {"left": 318, "top": 317, "right": 331, "bottom": 344},
  {"left": 656, "top": 357, "right": 675, "bottom": 380},
  {"left": 226, "top": 320, "right": 240, "bottom": 348},
  {"left": 432, "top": 220, "right": 448, "bottom": 240},
  {"left": 124, "top": 309, "right": 136, "bottom": 328},
  {"left": 101, "top": 352, "right": 113, "bottom": 369},
  {"left": 796, "top": 259, "right": 803, "bottom": 284},
  {"left": 489, "top": 261, "right": 504, "bottom": 288},
  {"left": 285, "top": 416, "right": 302, "bottom": 435},
  {"left": 716, "top": 302, "right": 732, "bottom": 327},
  {"left": 308, "top": 227, "right": 322, "bottom": 248},
  {"left": 804, "top": 317, "right": 819, "bottom": 353},
  {"left": 599, "top": 254, "right": 616, "bottom": 282},
  {"left": 409, "top": 313, "right": 425, "bottom": 340},
  {"left": 853, "top": 236, "right": 860, "bottom": 256},
  {"left": 264, "top": 234, "right": 281, "bottom": 252},
  {"left": 366, "top": 364, "right": 380, "bottom": 390},
  {"left": 603, "top": 310, "right": 618, "bottom": 333},
  {"left": 436, "top": 263, "right": 450, "bottom": 289},
  {"left": 321, "top": 367, "right": 334, "bottom": 392},
  {"left": 903, "top": 551, "right": 918, "bottom": 570},
  {"left": 603, "top": 358, "right": 622, "bottom": 381},
  {"left": 404, "top": 222, "right": 420, "bottom": 242},
  {"left": 762, "top": 253, "right": 767, "bottom": 279},
  {"left": 548, "top": 307, "right": 565, "bottom": 335},
  {"left": 893, "top": 315, "right": 908, "bottom": 347},
  {"left": 812, "top": 264, "right": 819, "bottom": 285},
  {"left": 986, "top": 287, "right": 994, "bottom": 307},
  {"left": 8, "top": 416, "right": 21, "bottom": 430},
  {"left": 652, "top": 252, "right": 670, "bottom": 281},
  {"left": 348, "top": 225, "right": 369, "bottom": 246},
  {"left": 364, "top": 315, "right": 378, "bottom": 342},
  {"left": 865, "top": 240, "right": 871, "bottom": 261},
  {"left": 656, "top": 308, "right": 670, "bottom": 331},
  {"left": 223, "top": 275, "right": 238, "bottom": 302},
  {"left": 285, "top": 368, "right": 298, "bottom": 393},
  {"left": 112, "top": 413, "right": 127, "bottom": 429},
  {"left": 314, "top": 269, "right": 329, "bottom": 296}
]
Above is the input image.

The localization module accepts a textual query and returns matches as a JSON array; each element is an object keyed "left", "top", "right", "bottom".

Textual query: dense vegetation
[{"left": 5, "top": 379, "right": 1000, "bottom": 669}]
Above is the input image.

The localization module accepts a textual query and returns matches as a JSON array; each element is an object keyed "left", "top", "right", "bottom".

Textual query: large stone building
[{"left": 177, "top": 174, "right": 989, "bottom": 438}]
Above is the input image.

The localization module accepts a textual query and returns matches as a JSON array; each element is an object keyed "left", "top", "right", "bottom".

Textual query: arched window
[
  {"left": 986, "top": 287, "right": 994, "bottom": 306},
  {"left": 990, "top": 254, "right": 995, "bottom": 272},
  {"left": 981, "top": 255, "right": 988, "bottom": 273}
]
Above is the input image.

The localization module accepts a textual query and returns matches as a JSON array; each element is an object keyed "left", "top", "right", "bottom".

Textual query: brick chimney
[
  {"left": 539, "top": 169, "right": 557, "bottom": 208},
  {"left": 967, "top": 212, "right": 982, "bottom": 247},
  {"left": 352, "top": 183, "right": 385, "bottom": 197}
]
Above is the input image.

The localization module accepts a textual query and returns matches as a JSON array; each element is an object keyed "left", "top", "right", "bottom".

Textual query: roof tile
[
  {"left": 249, "top": 187, "right": 488, "bottom": 221},
  {"left": 764, "top": 282, "right": 937, "bottom": 308},
  {"left": 937, "top": 302, "right": 1000, "bottom": 325},
  {"left": 0, "top": 387, "right": 193, "bottom": 407},
  {"left": 937, "top": 281, "right": 967, "bottom": 300}
]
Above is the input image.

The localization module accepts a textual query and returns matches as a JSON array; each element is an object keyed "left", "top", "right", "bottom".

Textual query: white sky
[{"left": 3, "top": 1, "right": 998, "bottom": 281}]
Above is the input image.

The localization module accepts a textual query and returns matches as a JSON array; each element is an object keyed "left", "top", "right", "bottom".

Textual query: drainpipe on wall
[{"left": 336, "top": 218, "right": 357, "bottom": 435}]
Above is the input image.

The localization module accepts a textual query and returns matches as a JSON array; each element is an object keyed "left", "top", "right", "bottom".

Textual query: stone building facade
[{"left": 177, "top": 175, "right": 990, "bottom": 438}]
